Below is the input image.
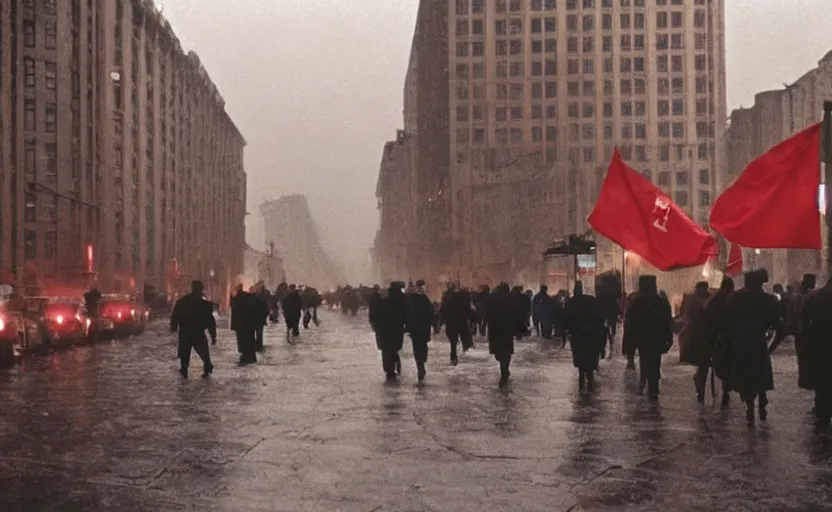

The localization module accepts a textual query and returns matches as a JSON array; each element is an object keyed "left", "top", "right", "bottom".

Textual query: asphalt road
[{"left": 0, "top": 311, "right": 830, "bottom": 511}]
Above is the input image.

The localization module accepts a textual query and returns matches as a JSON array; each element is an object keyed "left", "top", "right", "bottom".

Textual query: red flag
[
  {"left": 725, "top": 244, "right": 743, "bottom": 277},
  {"left": 589, "top": 149, "right": 718, "bottom": 271},
  {"left": 710, "top": 123, "right": 821, "bottom": 249}
]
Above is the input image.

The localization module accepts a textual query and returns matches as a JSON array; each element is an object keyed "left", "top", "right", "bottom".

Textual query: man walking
[
  {"left": 170, "top": 280, "right": 217, "bottom": 379},
  {"left": 407, "top": 280, "right": 435, "bottom": 382}
]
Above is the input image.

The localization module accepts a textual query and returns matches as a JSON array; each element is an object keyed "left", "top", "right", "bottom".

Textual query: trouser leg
[
  {"left": 694, "top": 365, "right": 709, "bottom": 401},
  {"left": 448, "top": 332, "right": 459, "bottom": 362},
  {"left": 192, "top": 337, "right": 213, "bottom": 370}
]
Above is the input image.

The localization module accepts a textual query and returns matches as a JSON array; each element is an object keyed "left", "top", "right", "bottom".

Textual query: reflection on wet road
[{"left": 0, "top": 311, "right": 830, "bottom": 511}]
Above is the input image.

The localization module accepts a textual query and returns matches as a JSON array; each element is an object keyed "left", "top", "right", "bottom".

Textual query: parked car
[{"left": 100, "top": 295, "right": 146, "bottom": 337}]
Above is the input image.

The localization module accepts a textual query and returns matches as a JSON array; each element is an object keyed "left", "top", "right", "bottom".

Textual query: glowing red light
[
  {"left": 0, "top": 317, "right": 5, "bottom": 332},
  {"left": 86, "top": 244, "right": 94, "bottom": 273},
  {"left": 56, "top": 315, "right": 64, "bottom": 325}
]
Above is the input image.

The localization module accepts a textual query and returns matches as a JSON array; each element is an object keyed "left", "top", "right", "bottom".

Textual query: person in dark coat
[
  {"left": 281, "top": 285, "right": 303, "bottom": 339},
  {"left": 532, "top": 285, "right": 554, "bottom": 339},
  {"left": 231, "top": 288, "right": 260, "bottom": 364},
  {"left": 510, "top": 286, "right": 530, "bottom": 339},
  {"left": 440, "top": 285, "right": 471, "bottom": 365},
  {"left": 704, "top": 277, "right": 735, "bottom": 408},
  {"left": 564, "top": 281, "right": 606, "bottom": 391},
  {"left": 623, "top": 275, "right": 673, "bottom": 400},
  {"left": 407, "top": 280, "right": 435, "bottom": 382},
  {"left": 678, "top": 281, "right": 712, "bottom": 403},
  {"left": 795, "top": 278, "right": 832, "bottom": 427},
  {"left": 170, "top": 280, "right": 216, "bottom": 379},
  {"left": 486, "top": 283, "right": 516, "bottom": 386},
  {"left": 379, "top": 282, "right": 408, "bottom": 380},
  {"left": 724, "top": 270, "right": 783, "bottom": 424},
  {"left": 621, "top": 290, "right": 640, "bottom": 369}
]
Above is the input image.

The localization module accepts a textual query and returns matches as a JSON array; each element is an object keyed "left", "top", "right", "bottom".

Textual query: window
[
  {"left": 532, "top": 105, "right": 543, "bottom": 119},
  {"left": 621, "top": 125, "right": 632, "bottom": 139},
  {"left": 602, "top": 36, "right": 612, "bottom": 52},
  {"left": 472, "top": 42, "right": 484, "bottom": 56},
  {"left": 496, "top": 61, "right": 508, "bottom": 77},
  {"left": 698, "top": 143, "right": 708, "bottom": 160},
  {"left": 676, "top": 171, "right": 688, "bottom": 185},
  {"left": 621, "top": 35, "right": 631, "bottom": 51},
  {"left": 456, "top": 42, "right": 468, "bottom": 57},
  {"left": 603, "top": 102, "right": 613, "bottom": 117},
  {"left": 531, "top": 18, "right": 542, "bottom": 33},
  {"left": 457, "top": 128, "right": 469, "bottom": 144},
  {"left": 472, "top": 64, "right": 484, "bottom": 79},
  {"left": 510, "top": 106, "right": 522, "bottom": 120},
  {"left": 456, "top": 0, "right": 469, "bottom": 15},
  {"left": 510, "top": 0, "right": 523, "bottom": 12},
  {"left": 620, "top": 79, "right": 632, "bottom": 94},
  {"left": 532, "top": 40, "right": 543, "bottom": 53},
  {"left": 532, "top": 61, "right": 543, "bottom": 76},
  {"left": 671, "top": 34, "right": 683, "bottom": 49},
  {"left": 24, "top": 20, "right": 35, "bottom": 47},
  {"left": 472, "top": 19, "right": 484, "bottom": 35},
  {"left": 456, "top": 64, "right": 468, "bottom": 79},
  {"left": 496, "top": 107, "right": 507, "bottom": 122},
  {"left": 456, "top": 107, "right": 469, "bottom": 122},
  {"left": 545, "top": 17, "right": 556, "bottom": 33},
  {"left": 25, "top": 192, "right": 36, "bottom": 222},
  {"left": 674, "top": 191, "right": 688, "bottom": 207},
  {"left": 671, "top": 11, "right": 683, "bottom": 28},
  {"left": 472, "top": 105, "right": 484, "bottom": 120},
  {"left": 510, "top": 83, "right": 523, "bottom": 100},
  {"left": 532, "top": 82, "right": 543, "bottom": 98},
  {"left": 546, "top": 126, "right": 557, "bottom": 141},
  {"left": 582, "top": 37, "right": 594, "bottom": 53},
  {"left": 672, "top": 55, "right": 683, "bottom": 72},
  {"left": 634, "top": 13, "right": 645, "bottom": 29},
  {"left": 658, "top": 171, "right": 670, "bottom": 186},
  {"left": 633, "top": 57, "right": 644, "bottom": 72},
  {"left": 567, "top": 15, "right": 577, "bottom": 31},
  {"left": 510, "top": 61, "right": 524, "bottom": 77},
  {"left": 510, "top": 128, "right": 523, "bottom": 144},
  {"left": 473, "top": 128, "right": 485, "bottom": 144},
  {"left": 635, "top": 145, "right": 647, "bottom": 162},
  {"left": 602, "top": 14, "right": 612, "bottom": 30},
  {"left": 583, "top": 81, "right": 595, "bottom": 96},
  {"left": 546, "top": 105, "right": 557, "bottom": 119},
  {"left": 620, "top": 57, "right": 631, "bottom": 72},
  {"left": 45, "top": 143, "right": 57, "bottom": 182},
  {"left": 510, "top": 40, "right": 522, "bottom": 55},
  {"left": 496, "top": 128, "right": 508, "bottom": 145},
  {"left": 658, "top": 122, "right": 670, "bottom": 137},
  {"left": 672, "top": 122, "right": 684, "bottom": 138},
  {"left": 45, "top": 62, "right": 57, "bottom": 89},
  {"left": 24, "top": 100, "right": 36, "bottom": 131},
  {"left": 672, "top": 99, "right": 684, "bottom": 115},
  {"left": 659, "top": 145, "right": 670, "bottom": 162},
  {"left": 545, "top": 38, "right": 556, "bottom": 52},
  {"left": 699, "top": 190, "right": 711, "bottom": 208},
  {"left": 603, "top": 125, "right": 613, "bottom": 140},
  {"left": 695, "top": 54, "right": 707, "bottom": 71},
  {"left": 582, "top": 103, "right": 594, "bottom": 118},
  {"left": 621, "top": 101, "right": 632, "bottom": 116},
  {"left": 657, "top": 55, "right": 668, "bottom": 73},
  {"left": 546, "top": 59, "right": 558, "bottom": 75},
  {"left": 699, "top": 168, "right": 710, "bottom": 185},
  {"left": 584, "top": 147, "right": 595, "bottom": 163},
  {"left": 45, "top": 21, "right": 57, "bottom": 49},
  {"left": 582, "top": 15, "right": 594, "bottom": 31},
  {"left": 657, "top": 34, "right": 669, "bottom": 50},
  {"left": 46, "top": 103, "right": 57, "bottom": 132},
  {"left": 656, "top": 12, "right": 668, "bottom": 29},
  {"left": 568, "top": 103, "right": 579, "bottom": 118},
  {"left": 532, "top": 126, "right": 543, "bottom": 142},
  {"left": 472, "top": 0, "right": 484, "bottom": 12},
  {"left": 658, "top": 100, "right": 669, "bottom": 116},
  {"left": 510, "top": 18, "right": 523, "bottom": 35},
  {"left": 24, "top": 231, "right": 37, "bottom": 260},
  {"left": 582, "top": 124, "right": 595, "bottom": 139},
  {"left": 45, "top": 231, "right": 57, "bottom": 260},
  {"left": 24, "top": 57, "right": 35, "bottom": 87}
]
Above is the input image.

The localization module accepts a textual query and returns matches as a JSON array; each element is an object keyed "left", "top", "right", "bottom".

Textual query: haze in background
[{"left": 159, "top": 0, "right": 830, "bottom": 285}]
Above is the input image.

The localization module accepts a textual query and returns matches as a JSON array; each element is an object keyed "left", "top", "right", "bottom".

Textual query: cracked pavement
[{"left": 0, "top": 311, "right": 831, "bottom": 511}]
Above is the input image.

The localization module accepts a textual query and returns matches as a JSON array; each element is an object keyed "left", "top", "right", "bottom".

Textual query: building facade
[
  {"left": 399, "top": 0, "right": 727, "bottom": 285},
  {"left": 375, "top": 130, "right": 414, "bottom": 284},
  {"left": 260, "top": 195, "right": 340, "bottom": 289},
  {"left": 725, "top": 50, "right": 832, "bottom": 285},
  {"left": 0, "top": 0, "right": 246, "bottom": 300}
]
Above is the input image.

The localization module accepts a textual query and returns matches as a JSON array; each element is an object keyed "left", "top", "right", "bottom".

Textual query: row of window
[
  {"left": 456, "top": 36, "right": 709, "bottom": 60},
  {"left": 23, "top": 99, "right": 57, "bottom": 133},
  {"left": 23, "top": 230, "right": 57, "bottom": 261},
  {"left": 455, "top": 123, "right": 714, "bottom": 148},
  {"left": 455, "top": 0, "right": 699, "bottom": 16},
  {"left": 456, "top": 95, "right": 711, "bottom": 118},
  {"left": 484, "top": 54, "right": 708, "bottom": 81},
  {"left": 23, "top": 58, "right": 57, "bottom": 90},
  {"left": 457, "top": 9, "right": 704, "bottom": 37},
  {"left": 22, "top": 19, "right": 58, "bottom": 50}
]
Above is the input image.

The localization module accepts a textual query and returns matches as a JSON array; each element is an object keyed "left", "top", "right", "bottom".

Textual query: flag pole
[{"left": 822, "top": 101, "right": 832, "bottom": 277}]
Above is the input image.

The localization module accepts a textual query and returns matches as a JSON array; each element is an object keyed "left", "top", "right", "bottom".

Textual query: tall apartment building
[
  {"left": 726, "top": 50, "right": 832, "bottom": 285},
  {"left": 260, "top": 195, "right": 340, "bottom": 289},
  {"left": 375, "top": 130, "right": 414, "bottom": 284},
  {"left": 403, "top": 0, "right": 726, "bottom": 285},
  {"left": 0, "top": 0, "right": 246, "bottom": 299}
]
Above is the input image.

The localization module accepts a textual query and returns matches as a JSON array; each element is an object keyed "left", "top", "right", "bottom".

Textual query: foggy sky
[{"left": 158, "top": 0, "right": 831, "bottom": 284}]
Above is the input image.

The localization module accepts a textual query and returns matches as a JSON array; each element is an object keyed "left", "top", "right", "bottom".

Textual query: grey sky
[{"left": 158, "top": 0, "right": 831, "bottom": 284}]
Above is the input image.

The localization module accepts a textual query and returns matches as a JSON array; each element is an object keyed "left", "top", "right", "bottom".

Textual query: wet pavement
[{"left": 0, "top": 311, "right": 831, "bottom": 511}]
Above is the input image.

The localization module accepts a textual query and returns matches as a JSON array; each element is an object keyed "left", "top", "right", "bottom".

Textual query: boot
[
  {"left": 745, "top": 402, "right": 755, "bottom": 425},
  {"left": 586, "top": 372, "right": 595, "bottom": 392},
  {"left": 578, "top": 371, "right": 586, "bottom": 391},
  {"left": 417, "top": 362, "right": 426, "bottom": 382}
]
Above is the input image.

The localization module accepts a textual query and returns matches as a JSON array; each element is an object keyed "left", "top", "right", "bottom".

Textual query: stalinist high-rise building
[{"left": 403, "top": 0, "right": 727, "bottom": 285}]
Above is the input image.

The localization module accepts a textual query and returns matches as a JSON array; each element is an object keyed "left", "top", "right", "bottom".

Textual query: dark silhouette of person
[
  {"left": 281, "top": 285, "right": 303, "bottom": 339},
  {"left": 170, "top": 280, "right": 216, "bottom": 379}
]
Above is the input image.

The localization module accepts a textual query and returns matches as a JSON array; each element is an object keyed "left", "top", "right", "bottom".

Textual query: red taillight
[
  {"left": 0, "top": 317, "right": 5, "bottom": 332},
  {"left": 117, "top": 311, "right": 123, "bottom": 320},
  {"left": 56, "top": 315, "right": 65, "bottom": 325}
]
